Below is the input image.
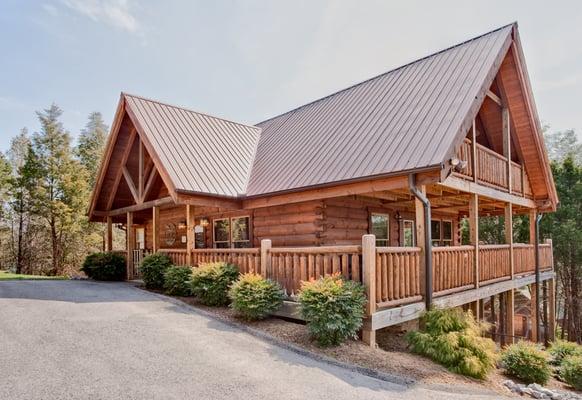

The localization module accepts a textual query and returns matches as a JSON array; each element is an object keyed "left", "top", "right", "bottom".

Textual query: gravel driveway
[{"left": 0, "top": 280, "right": 504, "bottom": 400}]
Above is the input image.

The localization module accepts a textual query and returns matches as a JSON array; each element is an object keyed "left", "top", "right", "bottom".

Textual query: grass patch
[{"left": 0, "top": 271, "right": 67, "bottom": 280}]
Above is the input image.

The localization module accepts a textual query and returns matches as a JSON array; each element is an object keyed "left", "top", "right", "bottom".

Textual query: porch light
[
  {"left": 450, "top": 157, "right": 468, "bottom": 172},
  {"left": 200, "top": 218, "right": 209, "bottom": 227},
  {"left": 177, "top": 220, "right": 187, "bottom": 230}
]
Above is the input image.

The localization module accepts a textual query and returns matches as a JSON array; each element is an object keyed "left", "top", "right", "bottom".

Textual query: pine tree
[
  {"left": 77, "top": 112, "right": 108, "bottom": 188},
  {"left": 26, "top": 104, "right": 89, "bottom": 275}
]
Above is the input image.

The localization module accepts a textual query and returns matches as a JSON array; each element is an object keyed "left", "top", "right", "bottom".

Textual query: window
[
  {"left": 403, "top": 220, "right": 415, "bottom": 247},
  {"left": 213, "top": 216, "right": 251, "bottom": 248},
  {"left": 442, "top": 220, "right": 453, "bottom": 246},
  {"left": 135, "top": 228, "right": 145, "bottom": 250},
  {"left": 371, "top": 213, "right": 389, "bottom": 247},
  {"left": 213, "top": 218, "right": 230, "bottom": 248},
  {"left": 231, "top": 217, "right": 250, "bottom": 248},
  {"left": 431, "top": 220, "right": 441, "bottom": 246},
  {"left": 194, "top": 225, "right": 206, "bottom": 249}
]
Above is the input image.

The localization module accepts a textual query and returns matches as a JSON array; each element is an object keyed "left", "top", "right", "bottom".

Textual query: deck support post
[
  {"left": 504, "top": 289, "right": 515, "bottom": 345},
  {"left": 547, "top": 278, "right": 556, "bottom": 343},
  {"left": 469, "top": 194, "right": 479, "bottom": 288},
  {"left": 186, "top": 204, "right": 195, "bottom": 266},
  {"left": 126, "top": 211, "right": 135, "bottom": 280},
  {"left": 260, "top": 239, "right": 271, "bottom": 278},
  {"left": 362, "top": 234, "right": 376, "bottom": 347},
  {"left": 505, "top": 203, "right": 514, "bottom": 278},
  {"left": 105, "top": 216, "right": 113, "bottom": 252},
  {"left": 531, "top": 283, "right": 538, "bottom": 341},
  {"left": 469, "top": 301, "right": 480, "bottom": 320},
  {"left": 152, "top": 206, "right": 160, "bottom": 252},
  {"left": 490, "top": 295, "right": 497, "bottom": 340}
]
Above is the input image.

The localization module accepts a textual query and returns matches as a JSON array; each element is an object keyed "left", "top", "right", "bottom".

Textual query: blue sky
[{"left": 0, "top": 0, "right": 581, "bottom": 151}]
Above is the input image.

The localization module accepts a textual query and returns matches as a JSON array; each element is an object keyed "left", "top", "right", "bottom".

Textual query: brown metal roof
[
  {"left": 124, "top": 94, "right": 260, "bottom": 197},
  {"left": 112, "top": 24, "right": 520, "bottom": 200},
  {"left": 245, "top": 24, "right": 514, "bottom": 196}
]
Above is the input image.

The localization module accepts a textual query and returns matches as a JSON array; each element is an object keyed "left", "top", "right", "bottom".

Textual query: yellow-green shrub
[
  {"left": 501, "top": 341, "right": 551, "bottom": 384},
  {"left": 406, "top": 308, "right": 497, "bottom": 379},
  {"left": 548, "top": 340, "right": 582, "bottom": 366},
  {"left": 163, "top": 266, "right": 192, "bottom": 296},
  {"left": 560, "top": 355, "right": 582, "bottom": 390},
  {"left": 298, "top": 274, "right": 366, "bottom": 347},
  {"left": 190, "top": 262, "right": 238, "bottom": 306},
  {"left": 228, "top": 273, "right": 283, "bottom": 320}
]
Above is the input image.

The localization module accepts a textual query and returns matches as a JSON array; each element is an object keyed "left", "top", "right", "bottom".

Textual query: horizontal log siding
[
  {"left": 375, "top": 247, "right": 422, "bottom": 308},
  {"left": 432, "top": 246, "right": 475, "bottom": 294},
  {"left": 268, "top": 245, "right": 362, "bottom": 297}
]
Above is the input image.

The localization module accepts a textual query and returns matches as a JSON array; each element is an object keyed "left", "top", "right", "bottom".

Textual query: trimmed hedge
[
  {"left": 81, "top": 252, "right": 126, "bottom": 281},
  {"left": 299, "top": 274, "right": 366, "bottom": 347},
  {"left": 501, "top": 341, "right": 551, "bottom": 384},
  {"left": 163, "top": 266, "right": 193, "bottom": 296},
  {"left": 228, "top": 273, "right": 283, "bottom": 320},
  {"left": 406, "top": 308, "right": 497, "bottom": 379},
  {"left": 141, "top": 253, "right": 172, "bottom": 289},
  {"left": 190, "top": 262, "right": 239, "bottom": 306}
]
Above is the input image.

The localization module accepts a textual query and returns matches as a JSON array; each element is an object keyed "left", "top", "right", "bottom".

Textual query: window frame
[
  {"left": 212, "top": 218, "right": 230, "bottom": 248},
  {"left": 212, "top": 215, "right": 252, "bottom": 248},
  {"left": 402, "top": 219, "right": 415, "bottom": 247},
  {"left": 231, "top": 216, "right": 251, "bottom": 248},
  {"left": 442, "top": 219, "right": 453, "bottom": 246},
  {"left": 370, "top": 213, "right": 390, "bottom": 247}
]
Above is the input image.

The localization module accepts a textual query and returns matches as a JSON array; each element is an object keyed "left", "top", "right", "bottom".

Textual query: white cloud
[{"left": 60, "top": 0, "right": 139, "bottom": 34}]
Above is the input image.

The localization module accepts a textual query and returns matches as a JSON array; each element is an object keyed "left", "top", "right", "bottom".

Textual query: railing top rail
[
  {"left": 191, "top": 248, "right": 260, "bottom": 254},
  {"left": 480, "top": 244, "right": 511, "bottom": 250},
  {"left": 270, "top": 245, "right": 361, "bottom": 254},
  {"left": 432, "top": 245, "right": 474, "bottom": 252},
  {"left": 376, "top": 246, "right": 421, "bottom": 253},
  {"left": 158, "top": 248, "right": 187, "bottom": 253},
  {"left": 512, "top": 243, "right": 534, "bottom": 248},
  {"left": 476, "top": 142, "right": 507, "bottom": 160}
]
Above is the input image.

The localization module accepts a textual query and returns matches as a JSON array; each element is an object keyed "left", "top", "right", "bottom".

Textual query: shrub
[
  {"left": 405, "top": 308, "right": 497, "bottom": 379},
  {"left": 501, "top": 341, "right": 551, "bottom": 384},
  {"left": 190, "top": 262, "right": 239, "bottom": 306},
  {"left": 81, "top": 252, "right": 126, "bottom": 281},
  {"left": 298, "top": 274, "right": 366, "bottom": 347},
  {"left": 560, "top": 355, "right": 582, "bottom": 390},
  {"left": 228, "top": 273, "right": 283, "bottom": 320},
  {"left": 548, "top": 340, "right": 582, "bottom": 366},
  {"left": 163, "top": 266, "right": 193, "bottom": 296},
  {"left": 141, "top": 253, "right": 172, "bottom": 289}
]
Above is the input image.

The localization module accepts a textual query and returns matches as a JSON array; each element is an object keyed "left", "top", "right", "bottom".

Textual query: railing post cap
[{"left": 261, "top": 239, "right": 272, "bottom": 246}]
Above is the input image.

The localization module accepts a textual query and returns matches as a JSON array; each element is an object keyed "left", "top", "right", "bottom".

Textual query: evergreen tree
[
  {"left": 76, "top": 112, "right": 108, "bottom": 188},
  {"left": 26, "top": 104, "right": 89, "bottom": 275}
]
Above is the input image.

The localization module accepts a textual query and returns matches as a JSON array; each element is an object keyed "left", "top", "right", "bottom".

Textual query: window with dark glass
[
  {"left": 231, "top": 216, "right": 250, "bottom": 248},
  {"left": 213, "top": 218, "right": 230, "bottom": 248},
  {"left": 431, "top": 220, "right": 441, "bottom": 246},
  {"left": 403, "top": 220, "right": 415, "bottom": 247},
  {"left": 371, "top": 214, "right": 389, "bottom": 247},
  {"left": 194, "top": 225, "right": 206, "bottom": 249},
  {"left": 442, "top": 220, "right": 453, "bottom": 245}
]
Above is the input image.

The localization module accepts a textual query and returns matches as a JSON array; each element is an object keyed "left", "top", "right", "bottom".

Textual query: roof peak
[
  {"left": 122, "top": 92, "right": 260, "bottom": 131},
  {"left": 256, "top": 22, "right": 516, "bottom": 127}
]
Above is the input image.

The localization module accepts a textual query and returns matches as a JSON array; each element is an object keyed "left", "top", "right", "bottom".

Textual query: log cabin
[{"left": 88, "top": 22, "right": 558, "bottom": 346}]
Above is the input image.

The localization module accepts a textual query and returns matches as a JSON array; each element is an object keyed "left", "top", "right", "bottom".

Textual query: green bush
[
  {"left": 560, "top": 355, "right": 582, "bottom": 390},
  {"left": 548, "top": 340, "right": 582, "bottom": 366},
  {"left": 501, "top": 341, "right": 551, "bottom": 384},
  {"left": 405, "top": 308, "right": 497, "bottom": 379},
  {"left": 163, "top": 266, "right": 193, "bottom": 296},
  {"left": 228, "top": 273, "right": 283, "bottom": 320},
  {"left": 141, "top": 253, "right": 172, "bottom": 289},
  {"left": 81, "top": 252, "right": 125, "bottom": 281},
  {"left": 190, "top": 262, "right": 239, "bottom": 306},
  {"left": 298, "top": 275, "right": 366, "bottom": 347}
]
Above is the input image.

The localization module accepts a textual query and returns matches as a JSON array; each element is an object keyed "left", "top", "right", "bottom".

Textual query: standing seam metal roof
[{"left": 122, "top": 24, "right": 514, "bottom": 198}]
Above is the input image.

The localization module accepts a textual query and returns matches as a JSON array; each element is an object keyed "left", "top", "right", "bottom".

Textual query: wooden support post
[
  {"left": 414, "top": 186, "right": 427, "bottom": 296},
  {"left": 499, "top": 292, "right": 506, "bottom": 345},
  {"left": 505, "top": 289, "right": 515, "bottom": 345},
  {"left": 505, "top": 203, "right": 514, "bottom": 278},
  {"left": 186, "top": 204, "right": 195, "bottom": 266},
  {"left": 471, "top": 119, "right": 478, "bottom": 183},
  {"left": 547, "top": 278, "right": 556, "bottom": 343},
  {"left": 469, "top": 301, "right": 480, "bottom": 320},
  {"left": 531, "top": 283, "right": 538, "bottom": 342},
  {"left": 106, "top": 216, "right": 113, "bottom": 252},
  {"left": 152, "top": 206, "right": 160, "bottom": 252},
  {"left": 490, "top": 295, "right": 497, "bottom": 340},
  {"left": 469, "top": 194, "right": 479, "bottom": 288},
  {"left": 260, "top": 239, "right": 271, "bottom": 278},
  {"left": 362, "top": 234, "right": 377, "bottom": 347},
  {"left": 502, "top": 107, "right": 512, "bottom": 193},
  {"left": 529, "top": 210, "right": 536, "bottom": 245},
  {"left": 479, "top": 299, "right": 485, "bottom": 321},
  {"left": 126, "top": 212, "right": 134, "bottom": 280}
]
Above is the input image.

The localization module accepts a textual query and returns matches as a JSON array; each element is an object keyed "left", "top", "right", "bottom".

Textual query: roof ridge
[
  {"left": 122, "top": 92, "right": 261, "bottom": 132},
  {"left": 255, "top": 22, "right": 516, "bottom": 126}
]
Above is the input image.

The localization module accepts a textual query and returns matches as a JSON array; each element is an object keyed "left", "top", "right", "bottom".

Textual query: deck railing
[
  {"left": 375, "top": 247, "right": 421, "bottom": 308},
  {"left": 158, "top": 249, "right": 188, "bottom": 265},
  {"left": 455, "top": 139, "right": 532, "bottom": 197},
  {"left": 432, "top": 246, "right": 475, "bottom": 295},
  {"left": 191, "top": 248, "right": 261, "bottom": 274},
  {"left": 479, "top": 244, "right": 511, "bottom": 283}
]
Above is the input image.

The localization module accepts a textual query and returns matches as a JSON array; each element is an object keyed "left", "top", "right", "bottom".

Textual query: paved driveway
[{"left": 0, "top": 281, "right": 502, "bottom": 400}]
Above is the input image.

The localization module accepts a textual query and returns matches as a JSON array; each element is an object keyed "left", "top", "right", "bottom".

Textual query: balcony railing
[{"left": 455, "top": 138, "right": 532, "bottom": 197}]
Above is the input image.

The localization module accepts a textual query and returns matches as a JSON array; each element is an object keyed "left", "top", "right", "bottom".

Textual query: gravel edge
[{"left": 128, "top": 283, "right": 505, "bottom": 398}]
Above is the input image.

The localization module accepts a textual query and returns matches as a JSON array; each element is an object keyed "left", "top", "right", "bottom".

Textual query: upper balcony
[{"left": 455, "top": 138, "right": 533, "bottom": 198}]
